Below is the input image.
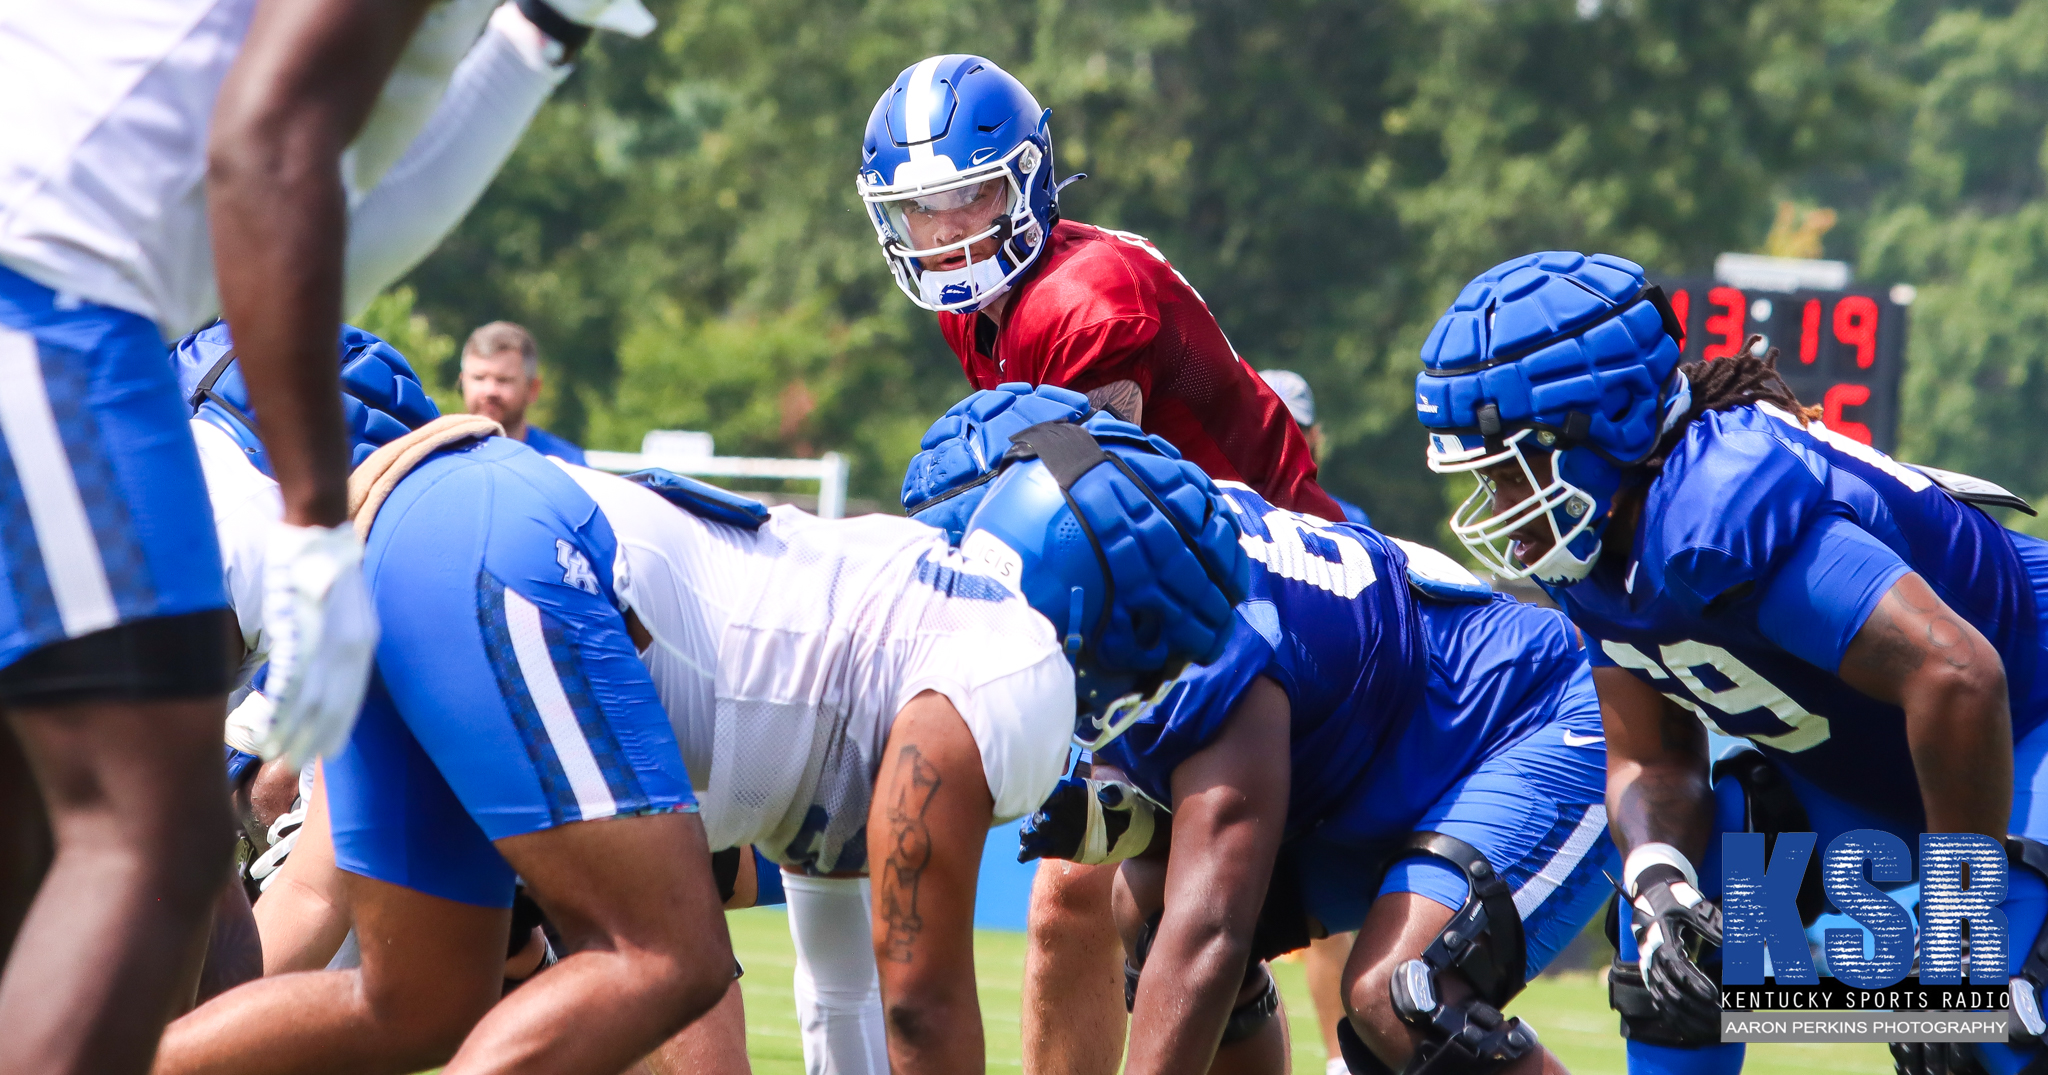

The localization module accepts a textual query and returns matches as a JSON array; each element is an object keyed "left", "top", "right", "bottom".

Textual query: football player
[
  {"left": 910, "top": 389, "right": 1619, "bottom": 1075},
  {"left": 159, "top": 415, "right": 1247, "bottom": 1075},
  {"left": 857, "top": 54, "right": 1341, "bottom": 521},
  {"left": 1414, "top": 251, "right": 2048, "bottom": 1075},
  {"left": 172, "top": 322, "right": 440, "bottom": 980},
  {"left": 0, "top": 0, "right": 635, "bottom": 1068}
]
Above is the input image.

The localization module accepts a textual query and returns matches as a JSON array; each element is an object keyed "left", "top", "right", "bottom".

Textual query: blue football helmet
[
  {"left": 857, "top": 55, "right": 1064, "bottom": 314},
  {"left": 171, "top": 321, "right": 441, "bottom": 476},
  {"left": 958, "top": 417, "right": 1250, "bottom": 750},
  {"left": 1413, "top": 251, "right": 1688, "bottom": 585},
  {"left": 902, "top": 382, "right": 1093, "bottom": 542}
]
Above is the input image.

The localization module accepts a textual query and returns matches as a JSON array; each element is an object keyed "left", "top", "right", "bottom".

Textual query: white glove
[
  {"left": 223, "top": 689, "right": 274, "bottom": 756},
  {"left": 259, "top": 522, "right": 379, "bottom": 767},
  {"left": 537, "top": 0, "right": 655, "bottom": 37}
]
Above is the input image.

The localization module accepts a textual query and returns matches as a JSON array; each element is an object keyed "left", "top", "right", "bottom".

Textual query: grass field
[{"left": 723, "top": 907, "right": 1894, "bottom": 1074}]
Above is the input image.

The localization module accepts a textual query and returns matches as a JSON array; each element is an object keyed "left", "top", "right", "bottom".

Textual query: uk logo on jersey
[{"left": 556, "top": 540, "right": 600, "bottom": 596}]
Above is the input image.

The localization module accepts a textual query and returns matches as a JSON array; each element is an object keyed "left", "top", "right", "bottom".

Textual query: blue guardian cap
[
  {"left": 1414, "top": 251, "right": 1689, "bottom": 584},
  {"left": 901, "top": 382, "right": 1093, "bottom": 542},
  {"left": 857, "top": 55, "right": 1069, "bottom": 314},
  {"left": 958, "top": 418, "right": 1250, "bottom": 750},
  {"left": 171, "top": 321, "right": 441, "bottom": 476}
]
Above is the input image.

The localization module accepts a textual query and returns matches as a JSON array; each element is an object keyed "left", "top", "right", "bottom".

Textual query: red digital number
[
  {"left": 1670, "top": 288, "right": 1691, "bottom": 344},
  {"left": 1833, "top": 295, "right": 1879, "bottom": 369},
  {"left": 1800, "top": 298, "right": 1821, "bottom": 364},
  {"left": 1702, "top": 286, "right": 1746, "bottom": 361},
  {"left": 1823, "top": 383, "right": 1874, "bottom": 445}
]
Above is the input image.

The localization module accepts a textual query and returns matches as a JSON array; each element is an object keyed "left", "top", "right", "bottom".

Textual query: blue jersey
[
  {"left": 1098, "top": 485, "right": 1588, "bottom": 840},
  {"left": 522, "top": 425, "right": 587, "bottom": 466},
  {"left": 1555, "top": 403, "right": 2048, "bottom": 828}
]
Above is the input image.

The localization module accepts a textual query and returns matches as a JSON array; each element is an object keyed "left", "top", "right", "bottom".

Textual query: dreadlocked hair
[
  {"left": 1641, "top": 334, "right": 1820, "bottom": 473},
  {"left": 1604, "top": 335, "right": 1821, "bottom": 562}
]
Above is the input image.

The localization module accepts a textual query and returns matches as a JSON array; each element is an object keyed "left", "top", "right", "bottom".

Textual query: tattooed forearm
[
  {"left": 1087, "top": 379, "right": 1144, "bottom": 425},
  {"left": 878, "top": 745, "right": 943, "bottom": 963},
  {"left": 1847, "top": 584, "right": 1982, "bottom": 687},
  {"left": 1848, "top": 592, "right": 1932, "bottom": 678}
]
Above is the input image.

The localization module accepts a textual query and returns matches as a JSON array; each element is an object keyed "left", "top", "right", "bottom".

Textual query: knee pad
[
  {"left": 1999, "top": 839, "right": 2048, "bottom": 1047},
  {"left": 1336, "top": 1017, "right": 1396, "bottom": 1075},
  {"left": 1888, "top": 1041, "right": 1990, "bottom": 1075},
  {"left": 712, "top": 847, "right": 744, "bottom": 904},
  {"left": 1608, "top": 955, "right": 1718, "bottom": 1049},
  {"left": 1220, "top": 968, "right": 1279, "bottom": 1046},
  {"left": 1122, "top": 910, "right": 1275, "bottom": 1044},
  {"left": 1387, "top": 833, "right": 1528, "bottom": 1009},
  {"left": 1383, "top": 833, "right": 1538, "bottom": 1075},
  {"left": 1713, "top": 750, "right": 1825, "bottom": 924}
]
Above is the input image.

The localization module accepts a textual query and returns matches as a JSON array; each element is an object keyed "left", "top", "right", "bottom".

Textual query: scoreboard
[{"left": 1655, "top": 279, "right": 1908, "bottom": 452}]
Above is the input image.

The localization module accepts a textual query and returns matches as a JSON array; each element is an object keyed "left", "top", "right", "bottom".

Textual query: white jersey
[
  {"left": 562, "top": 465, "right": 1074, "bottom": 875},
  {"left": 0, "top": 0, "right": 554, "bottom": 337},
  {"left": 191, "top": 418, "right": 279, "bottom": 691}
]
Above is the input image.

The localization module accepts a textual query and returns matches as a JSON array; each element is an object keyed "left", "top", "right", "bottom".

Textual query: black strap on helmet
[
  {"left": 189, "top": 347, "right": 259, "bottom": 436},
  {"left": 1004, "top": 419, "right": 1112, "bottom": 489},
  {"left": 1642, "top": 284, "right": 1685, "bottom": 349}
]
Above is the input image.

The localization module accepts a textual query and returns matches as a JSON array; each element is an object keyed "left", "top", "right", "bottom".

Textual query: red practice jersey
[{"left": 937, "top": 221, "right": 1341, "bottom": 519}]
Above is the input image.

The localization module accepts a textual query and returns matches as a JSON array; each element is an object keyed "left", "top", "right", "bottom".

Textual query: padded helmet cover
[
  {"left": 171, "top": 321, "right": 441, "bottom": 475},
  {"left": 1415, "top": 250, "right": 1682, "bottom": 465}
]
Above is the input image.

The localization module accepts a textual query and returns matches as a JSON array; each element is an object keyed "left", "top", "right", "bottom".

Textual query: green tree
[
  {"left": 391, "top": 0, "right": 2048, "bottom": 545},
  {"left": 1853, "top": 1, "right": 2048, "bottom": 530}
]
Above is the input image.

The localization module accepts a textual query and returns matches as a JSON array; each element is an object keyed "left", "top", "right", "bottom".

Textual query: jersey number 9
[{"left": 1600, "top": 639, "right": 1833, "bottom": 754}]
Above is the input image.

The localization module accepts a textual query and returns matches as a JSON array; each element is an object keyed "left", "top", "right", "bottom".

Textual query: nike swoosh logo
[
  {"left": 1625, "top": 560, "right": 1639, "bottom": 594},
  {"left": 1562, "top": 731, "right": 1605, "bottom": 747}
]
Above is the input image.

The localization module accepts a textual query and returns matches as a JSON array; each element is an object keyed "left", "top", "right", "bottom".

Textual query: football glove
[
  {"left": 516, "top": 0, "right": 654, "bottom": 39},
  {"left": 1018, "top": 771, "right": 1158, "bottom": 865},
  {"left": 1628, "top": 844, "right": 1724, "bottom": 1042},
  {"left": 259, "top": 522, "right": 378, "bottom": 767},
  {"left": 1888, "top": 1041, "right": 1988, "bottom": 1075}
]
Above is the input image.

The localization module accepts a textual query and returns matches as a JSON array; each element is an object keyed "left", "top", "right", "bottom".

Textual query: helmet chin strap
[
  {"left": 1658, "top": 373, "right": 1694, "bottom": 438},
  {"left": 1063, "top": 586, "right": 1085, "bottom": 659},
  {"left": 1530, "top": 371, "right": 1689, "bottom": 585}
]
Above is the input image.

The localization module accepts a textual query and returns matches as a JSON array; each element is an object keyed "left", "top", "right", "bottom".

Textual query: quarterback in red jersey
[
  {"left": 858, "top": 54, "right": 1338, "bottom": 518},
  {"left": 939, "top": 222, "right": 1340, "bottom": 517}
]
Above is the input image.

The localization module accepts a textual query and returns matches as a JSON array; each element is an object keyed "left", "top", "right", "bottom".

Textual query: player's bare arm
[
  {"left": 1839, "top": 572, "right": 2012, "bottom": 840},
  {"left": 1085, "top": 380, "right": 1144, "bottom": 425},
  {"left": 868, "top": 690, "right": 995, "bottom": 1075},
  {"left": 1122, "top": 675, "right": 1290, "bottom": 1075},
  {"left": 1597, "top": 666, "right": 1712, "bottom": 863},
  {"left": 209, "top": 0, "right": 435, "bottom": 526}
]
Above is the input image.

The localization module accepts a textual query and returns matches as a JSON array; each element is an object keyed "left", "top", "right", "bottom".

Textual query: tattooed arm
[
  {"left": 1599, "top": 666, "right": 1714, "bottom": 863},
  {"left": 868, "top": 690, "right": 997, "bottom": 1075},
  {"left": 1086, "top": 380, "right": 1144, "bottom": 425},
  {"left": 1838, "top": 572, "right": 2011, "bottom": 839}
]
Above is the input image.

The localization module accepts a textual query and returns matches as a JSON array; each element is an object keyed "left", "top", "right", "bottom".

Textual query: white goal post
[{"left": 584, "top": 430, "right": 851, "bottom": 519}]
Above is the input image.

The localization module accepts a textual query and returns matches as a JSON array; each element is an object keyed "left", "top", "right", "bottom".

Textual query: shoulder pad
[
  {"left": 1645, "top": 412, "right": 1827, "bottom": 616},
  {"left": 1909, "top": 463, "right": 2037, "bottom": 517},
  {"left": 623, "top": 469, "right": 770, "bottom": 530},
  {"left": 1391, "top": 538, "right": 1493, "bottom": 604}
]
